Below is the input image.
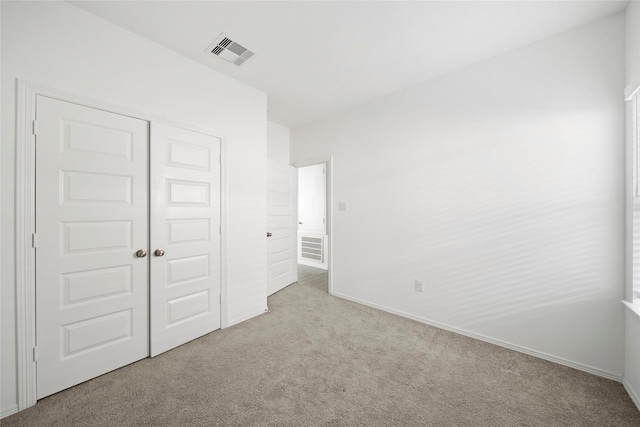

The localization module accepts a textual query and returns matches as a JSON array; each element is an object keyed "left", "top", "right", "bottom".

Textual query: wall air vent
[{"left": 207, "top": 33, "right": 255, "bottom": 66}]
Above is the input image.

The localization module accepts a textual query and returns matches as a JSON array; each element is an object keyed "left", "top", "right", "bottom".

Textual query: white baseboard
[
  {"left": 225, "top": 307, "right": 268, "bottom": 329},
  {"left": 624, "top": 378, "right": 640, "bottom": 411},
  {"left": 1, "top": 405, "right": 19, "bottom": 419},
  {"left": 298, "top": 259, "right": 328, "bottom": 270},
  {"left": 332, "top": 291, "right": 622, "bottom": 382}
]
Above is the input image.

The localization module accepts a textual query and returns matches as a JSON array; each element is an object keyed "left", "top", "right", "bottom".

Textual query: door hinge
[
  {"left": 33, "top": 347, "right": 38, "bottom": 362},
  {"left": 31, "top": 233, "right": 37, "bottom": 248},
  {"left": 32, "top": 120, "right": 38, "bottom": 136}
]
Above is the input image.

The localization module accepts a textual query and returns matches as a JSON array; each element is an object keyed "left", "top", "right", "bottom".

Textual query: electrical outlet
[{"left": 415, "top": 280, "right": 424, "bottom": 292}]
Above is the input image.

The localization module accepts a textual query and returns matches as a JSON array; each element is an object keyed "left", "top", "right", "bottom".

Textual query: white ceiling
[{"left": 70, "top": 1, "right": 628, "bottom": 128}]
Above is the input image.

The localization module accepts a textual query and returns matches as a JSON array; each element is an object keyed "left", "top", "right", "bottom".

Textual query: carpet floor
[
  {"left": 3, "top": 280, "right": 640, "bottom": 426},
  {"left": 296, "top": 264, "right": 328, "bottom": 293}
]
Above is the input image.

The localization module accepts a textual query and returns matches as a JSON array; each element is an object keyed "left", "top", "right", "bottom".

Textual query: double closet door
[{"left": 34, "top": 96, "right": 221, "bottom": 399}]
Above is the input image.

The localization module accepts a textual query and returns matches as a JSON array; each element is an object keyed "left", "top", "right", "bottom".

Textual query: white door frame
[
  {"left": 292, "top": 157, "right": 334, "bottom": 294},
  {"left": 14, "top": 79, "right": 229, "bottom": 411}
]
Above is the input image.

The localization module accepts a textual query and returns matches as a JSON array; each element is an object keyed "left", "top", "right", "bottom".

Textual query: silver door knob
[
  {"left": 154, "top": 249, "right": 165, "bottom": 257},
  {"left": 135, "top": 249, "right": 147, "bottom": 258}
]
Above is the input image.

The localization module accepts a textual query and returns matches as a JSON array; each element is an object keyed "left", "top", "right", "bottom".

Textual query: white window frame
[
  {"left": 634, "top": 94, "right": 640, "bottom": 304},
  {"left": 626, "top": 77, "right": 640, "bottom": 311}
]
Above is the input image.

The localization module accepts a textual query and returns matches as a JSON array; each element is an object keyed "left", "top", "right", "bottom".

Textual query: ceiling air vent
[{"left": 207, "top": 33, "right": 254, "bottom": 66}]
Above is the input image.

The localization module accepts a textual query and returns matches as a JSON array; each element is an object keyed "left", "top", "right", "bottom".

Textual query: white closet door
[
  {"left": 267, "top": 161, "right": 296, "bottom": 295},
  {"left": 150, "top": 123, "right": 221, "bottom": 357},
  {"left": 35, "top": 96, "right": 149, "bottom": 399}
]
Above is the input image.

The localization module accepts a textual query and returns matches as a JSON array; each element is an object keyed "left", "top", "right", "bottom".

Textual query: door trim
[
  {"left": 291, "top": 156, "right": 334, "bottom": 295},
  {"left": 15, "top": 79, "right": 228, "bottom": 410}
]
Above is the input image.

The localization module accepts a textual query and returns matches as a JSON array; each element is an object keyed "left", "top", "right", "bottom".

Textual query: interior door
[
  {"left": 267, "top": 160, "right": 297, "bottom": 295},
  {"left": 35, "top": 96, "right": 149, "bottom": 399},
  {"left": 297, "top": 163, "right": 326, "bottom": 234},
  {"left": 149, "top": 123, "right": 221, "bottom": 356}
]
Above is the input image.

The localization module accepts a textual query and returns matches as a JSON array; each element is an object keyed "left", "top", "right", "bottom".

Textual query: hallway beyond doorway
[{"left": 297, "top": 264, "right": 327, "bottom": 293}]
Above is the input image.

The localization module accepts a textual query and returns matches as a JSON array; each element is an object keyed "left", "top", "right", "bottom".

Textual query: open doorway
[{"left": 295, "top": 160, "right": 331, "bottom": 293}]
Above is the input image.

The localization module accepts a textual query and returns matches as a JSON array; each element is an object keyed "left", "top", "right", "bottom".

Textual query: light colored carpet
[
  {"left": 297, "top": 263, "right": 328, "bottom": 293},
  {"left": 3, "top": 281, "right": 640, "bottom": 426}
]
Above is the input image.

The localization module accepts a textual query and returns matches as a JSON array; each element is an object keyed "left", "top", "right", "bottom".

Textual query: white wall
[
  {"left": 627, "top": 1, "right": 640, "bottom": 86},
  {"left": 267, "top": 121, "right": 290, "bottom": 165},
  {"left": 1, "top": 1, "right": 268, "bottom": 415},
  {"left": 292, "top": 14, "right": 625, "bottom": 378},
  {"left": 624, "top": 0, "right": 640, "bottom": 410}
]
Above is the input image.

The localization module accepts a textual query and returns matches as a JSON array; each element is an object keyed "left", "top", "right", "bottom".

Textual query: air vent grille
[
  {"left": 300, "top": 236, "right": 323, "bottom": 262},
  {"left": 207, "top": 34, "right": 255, "bottom": 67}
]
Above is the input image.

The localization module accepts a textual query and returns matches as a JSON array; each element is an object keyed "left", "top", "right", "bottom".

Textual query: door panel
[
  {"left": 297, "top": 164, "right": 326, "bottom": 234},
  {"left": 150, "top": 123, "right": 221, "bottom": 357},
  {"left": 267, "top": 161, "right": 296, "bottom": 296},
  {"left": 35, "top": 96, "right": 149, "bottom": 399}
]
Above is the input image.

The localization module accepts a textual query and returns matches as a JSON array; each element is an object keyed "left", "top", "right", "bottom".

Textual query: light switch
[{"left": 338, "top": 201, "right": 348, "bottom": 211}]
